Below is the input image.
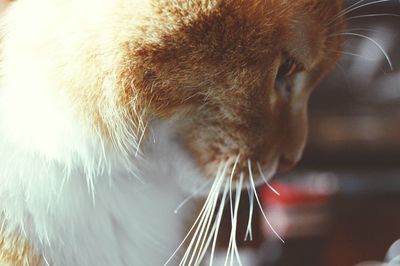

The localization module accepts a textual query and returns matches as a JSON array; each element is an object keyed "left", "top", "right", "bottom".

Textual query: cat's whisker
[
  {"left": 256, "top": 162, "right": 280, "bottom": 196},
  {"left": 220, "top": 154, "right": 241, "bottom": 264},
  {"left": 326, "top": 47, "right": 388, "bottom": 77},
  {"left": 223, "top": 155, "right": 241, "bottom": 266},
  {"left": 248, "top": 160, "right": 285, "bottom": 243},
  {"left": 190, "top": 177, "right": 223, "bottom": 265},
  {"left": 228, "top": 154, "right": 241, "bottom": 223},
  {"left": 243, "top": 160, "right": 268, "bottom": 243},
  {"left": 207, "top": 180, "right": 230, "bottom": 266},
  {"left": 180, "top": 165, "right": 227, "bottom": 266},
  {"left": 232, "top": 174, "right": 244, "bottom": 266},
  {"left": 343, "top": 0, "right": 392, "bottom": 17},
  {"left": 244, "top": 185, "right": 254, "bottom": 242},
  {"left": 174, "top": 179, "right": 213, "bottom": 214},
  {"left": 200, "top": 163, "right": 232, "bottom": 264},
  {"left": 345, "top": 27, "right": 393, "bottom": 34},
  {"left": 179, "top": 194, "right": 215, "bottom": 265},
  {"left": 186, "top": 187, "right": 218, "bottom": 266},
  {"left": 329, "top": 0, "right": 365, "bottom": 25},
  {"left": 224, "top": 168, "right": 243, "bottom": 266},
  {"left": 164, "top": 162, "right": 226, "bottom": 266},
  {"left": 224, "top": 183, "right": 233, "bottom": 266},
  {"left": 328, "top": 0, "right": 366, "bottom": 24},
  {"left": 330, "top": 32, "right": 393, "bottom": 70},
  {"left": 345, "top": 13, "right": 400, "bottom": 22},
  {"left": 341, "top": 51, "right": 378, "bottom": 61},
  {"left": 337, "top": 50, "right": 393, "bottom": 77},
  {"left": 329, "top": 0, "right": 392, "bottom": 25},
  {"left": 181, "top": 159, "right": 233, "bottom": 266}
]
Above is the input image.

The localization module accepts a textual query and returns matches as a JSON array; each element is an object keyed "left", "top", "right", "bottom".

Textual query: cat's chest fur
[{"left": 0, "top": 117, "right": 193, "bottom": 266}]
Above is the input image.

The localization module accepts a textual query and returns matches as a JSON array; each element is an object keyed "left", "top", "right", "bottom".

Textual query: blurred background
[{"left": 221, "top": 1, "right": 400, "bottom": 265}]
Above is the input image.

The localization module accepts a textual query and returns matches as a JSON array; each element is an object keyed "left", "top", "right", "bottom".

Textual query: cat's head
[{"left": 119, "top": 0, "right": 344, "bottom": 185}]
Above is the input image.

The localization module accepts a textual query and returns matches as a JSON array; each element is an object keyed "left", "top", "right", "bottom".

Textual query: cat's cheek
[{"left": 139, "top": 119, "right": 210, "bottom": 195}]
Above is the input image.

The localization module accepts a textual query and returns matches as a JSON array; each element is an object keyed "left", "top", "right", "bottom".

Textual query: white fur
[
  {"left": 0, "top": 114, "right": 202, "bottom": 265},
  {"left": 0, "top": 1, "right": 206, "bottom": 265}
]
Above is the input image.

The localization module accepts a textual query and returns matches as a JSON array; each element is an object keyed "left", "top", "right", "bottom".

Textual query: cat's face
[{"left": 126, "top": 0, "right": 344, "bottom": 184}]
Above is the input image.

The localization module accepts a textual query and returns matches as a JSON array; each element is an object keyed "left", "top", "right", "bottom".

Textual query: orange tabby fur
[
  {"left": 0, "top": 234, "right": 40, "bottom": 266},
  {"left": 116, "top": 0, "right": 344, "bottom": 177},
  {"left": 33, "top": 0, "right": 344, "bottom": 158},
  {"left": 2, "top": 0, "right": 343, "bottom": 176}
]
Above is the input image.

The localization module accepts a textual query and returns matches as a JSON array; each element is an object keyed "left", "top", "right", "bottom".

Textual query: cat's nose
[{"left": 276, "top": 156, "right": 298, "bottom": 173}]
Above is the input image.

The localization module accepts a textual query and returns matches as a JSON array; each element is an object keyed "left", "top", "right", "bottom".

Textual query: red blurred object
[
  {"left": 261, "top": 181, "right": 332, "bottom": 207},
  {"left": 258, "top": 175, "right": 337, "bottom": 266}
]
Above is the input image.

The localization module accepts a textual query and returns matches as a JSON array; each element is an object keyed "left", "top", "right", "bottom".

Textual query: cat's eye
[
  {"left": 275, "top": 57, "right": 304, "bottom": 100},
  {"left": 277, "top": 58, "right": 302, "bottom": 78}
]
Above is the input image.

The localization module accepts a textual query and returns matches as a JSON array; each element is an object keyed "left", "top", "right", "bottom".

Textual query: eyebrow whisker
[
  {"left": 331, "top": 32, "right": 393, "bottom": 70},
  {"left": 328, "top": 0, "right": 392, "bottom": 25},
  {"left": 345, "top": 13, "right": 400, "bottom": 22}
]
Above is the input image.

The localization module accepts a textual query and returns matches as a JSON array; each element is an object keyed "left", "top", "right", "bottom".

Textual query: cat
[{"left": 0, "top": 0, "right": 344, "bottom": 265}]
